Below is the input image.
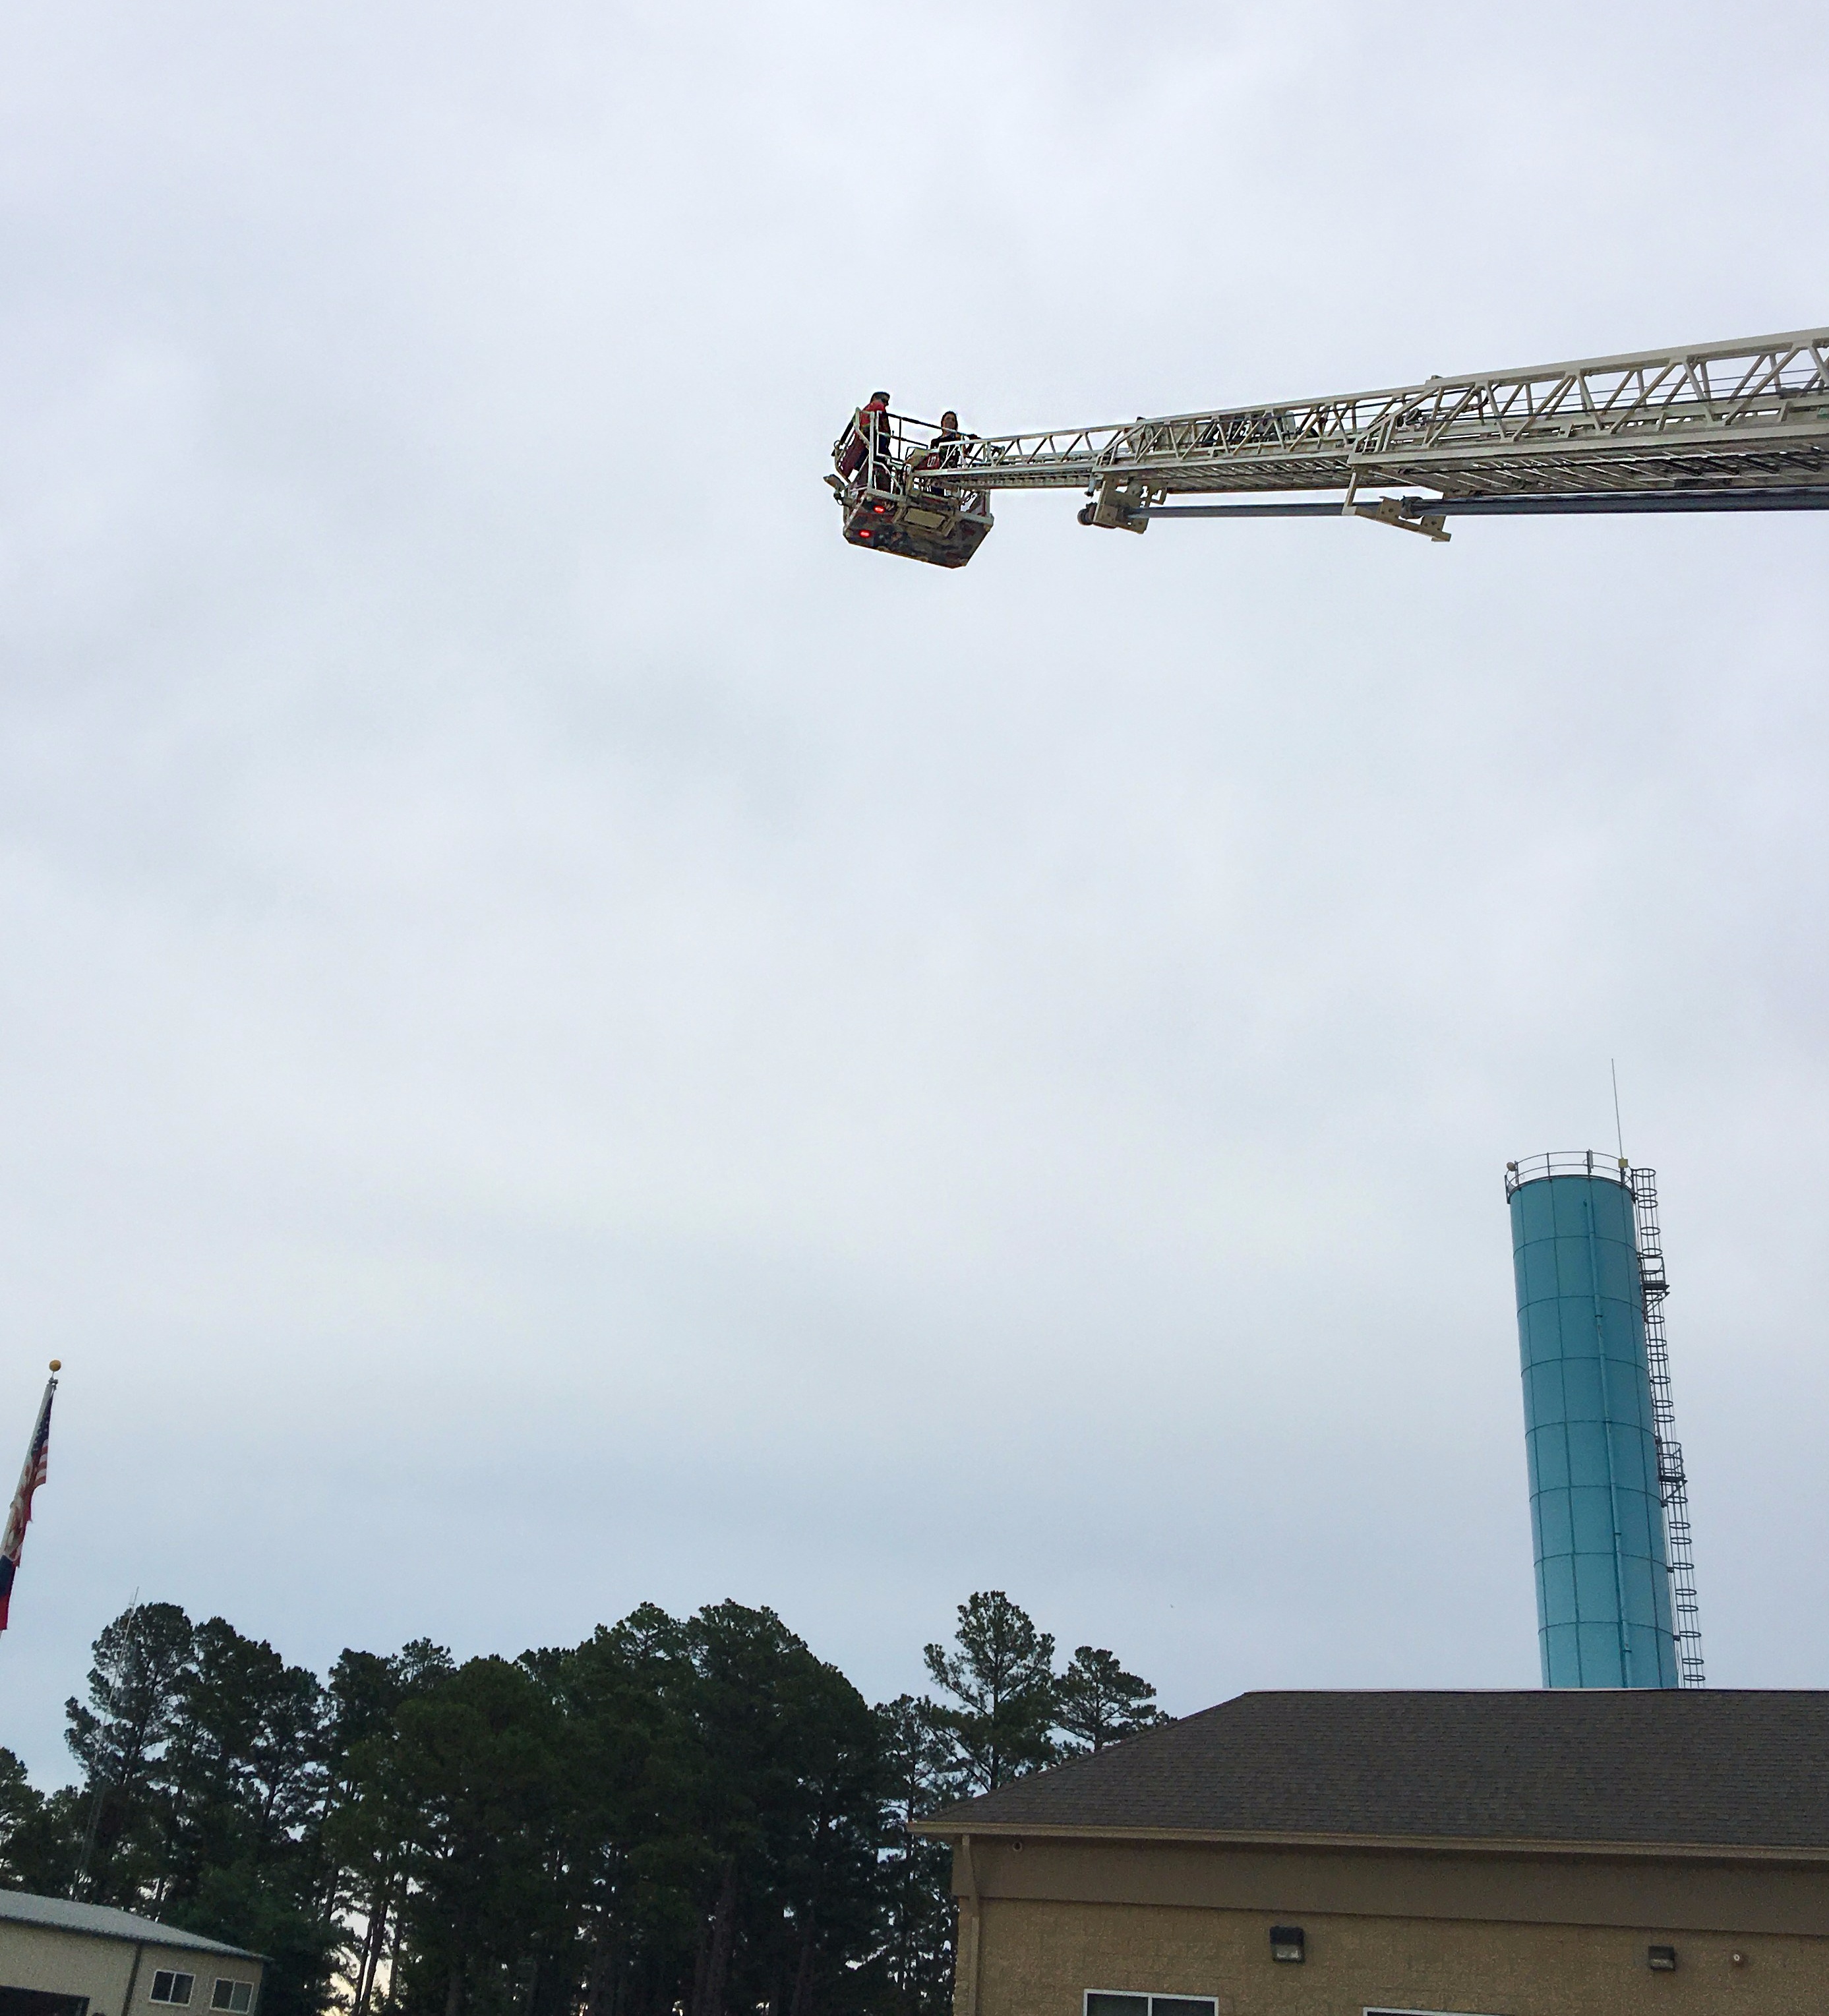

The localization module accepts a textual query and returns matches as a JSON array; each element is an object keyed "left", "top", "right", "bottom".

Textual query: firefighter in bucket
[{"left": 829, "top": 396, "right": 992, "bottom": 569}]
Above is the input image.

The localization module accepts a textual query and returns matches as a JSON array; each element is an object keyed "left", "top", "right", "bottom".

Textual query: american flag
[{"left": 0, "top": 1369, "right": 57, "bottom": 1632}]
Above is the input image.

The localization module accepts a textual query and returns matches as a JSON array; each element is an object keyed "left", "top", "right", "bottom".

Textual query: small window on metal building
[
  {"left": 210, "top": 1985, "right": 253, "bottom": 2013},
  {"left": 1647, "top": 1947, "right": 1677, "bottom": 1972},
  {"left": 149, "top": 1976, "right": 194, "bottom": 2007}
]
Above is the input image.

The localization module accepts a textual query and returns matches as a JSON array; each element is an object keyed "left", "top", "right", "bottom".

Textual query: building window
[
  {"left": 1087, "top": 1994, "right": 1216, "bottom": 2016},
  {"left": 149, "top": 1977, "right": 194, "bottom": 2007},
  {"left": 211, "top": 1985, "right": 253, "bottom": 2013}
]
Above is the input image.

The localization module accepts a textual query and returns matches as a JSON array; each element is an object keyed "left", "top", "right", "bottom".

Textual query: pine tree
[
  {"left": 64, "top": 1601, "right": 196, "bottom": 1903},
  {"left": 921, "top": 1595, "right": 1057, "bottom": 1794},
  {"left": 32, "top": 1589, "right": 1168, "bottom": 2016},
  {"left": 1053, "top": 1648, "right": 1168, "bottom": 1754},
  {"left": 870, "top": 1697, "right": 953, "bottom": 2016},
  {"left": 158, "top": 1616, "right": 338, "bottom": 2016},
  {"left": 0, "top": 1748, "right": 46, "bottom": 1886}
]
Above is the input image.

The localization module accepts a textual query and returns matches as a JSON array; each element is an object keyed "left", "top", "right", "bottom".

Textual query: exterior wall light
[
  {"left": 1647, "top": 1947, "right": 1677, "bottom": 1972},
  {"left": 1269, "top": 1927, "right": 1305, "bottom": 1965}
]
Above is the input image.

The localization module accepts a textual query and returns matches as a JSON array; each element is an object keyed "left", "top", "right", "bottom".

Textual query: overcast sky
[{"left": 0, "top": 1, "right": 1825, "bottom": 1779}]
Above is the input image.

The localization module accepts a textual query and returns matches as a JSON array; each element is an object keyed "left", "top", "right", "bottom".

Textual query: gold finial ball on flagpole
[{"left": 48, "top": 1360, "right": 61, "bottom": 1372}]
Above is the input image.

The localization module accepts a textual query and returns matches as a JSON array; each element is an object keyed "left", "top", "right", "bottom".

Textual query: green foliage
[
  {"left": 64, "top": 1600, "right": 196, "bottom": 1905},
  {"left": 921, "top": 1593, "right": 1058, "bottom": 1793},
  {"left": 321, "top": 1640, "right": 456, "bottom": 2016},
  {"left": 869, "top": 1698, "right": 955, "bottom": 2016},
  {"left": 384, "top": 1655, "right": 569, "bottom": 2016},
  {"left": 162, "top": 1616, "right": 331, "bottom": 1891},
  {"left": 1054, "top": 1647, "right": 1168, "bottom": 1754},
  {"left": 0, "top": 1747, "right": 85, "bottom": 1894},
  {"left": 165, "top": 1860, "right": 338, "bottom": 2016},
  {"left": 0, "top": 1748, "right": 44, "bottom": 1868},
  {"left": 13, "top": 1589, "right": 1168, "bottom": 2016},
  {"left": 2, "top": 1783, "right": 87, "bottom": 1896},
  {"left": 61, "top": 1605, "right": 340, "bottom": 2016}
]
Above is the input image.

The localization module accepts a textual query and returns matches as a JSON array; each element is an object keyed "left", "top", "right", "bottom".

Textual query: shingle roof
[
  {"left": 0, "top": 1888, "right": 261, "bottom": 1958},
  {"left": 922, "top": 1690, "right": 1829, "bottom": 1853}
]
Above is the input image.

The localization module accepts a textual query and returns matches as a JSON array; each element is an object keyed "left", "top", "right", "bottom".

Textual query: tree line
[{"left": 0, "top": 1593, "right": 1166, "bottom": 2016}]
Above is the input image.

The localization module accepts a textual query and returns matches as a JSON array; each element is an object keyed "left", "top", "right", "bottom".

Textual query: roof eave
[
  {"left": 0, "top": 1922, "right": 264, "bottom": 1961},
  {"left": 911, "top": 1819, "right": 1829, "bottom": 1866}
]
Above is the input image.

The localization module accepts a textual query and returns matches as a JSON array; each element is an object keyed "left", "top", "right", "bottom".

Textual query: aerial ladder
[{"left": 828, "top": 327, "right": 1829, "bottom": 567}]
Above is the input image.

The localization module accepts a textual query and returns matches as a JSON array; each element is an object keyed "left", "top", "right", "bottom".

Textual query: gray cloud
[{"left": 0, "top": 0, "right": 1826, "bottom": 1773}]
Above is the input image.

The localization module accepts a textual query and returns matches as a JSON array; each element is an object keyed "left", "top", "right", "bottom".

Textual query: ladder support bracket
[
  {"left": 1345, "top": 496, "right": 1451, "bottom": 542},
  {"left": 1079, "top": 473, "right": 1152, "bottom": 533}
]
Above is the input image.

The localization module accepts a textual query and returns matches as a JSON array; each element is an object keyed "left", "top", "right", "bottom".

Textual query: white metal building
[{"left": 0, "top": 1892, "right": 263, "bottom": 2016}]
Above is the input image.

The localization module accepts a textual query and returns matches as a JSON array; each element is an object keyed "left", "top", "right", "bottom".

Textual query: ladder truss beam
[{"left": 924, "top": 328, "right": 1829, "bottom": 502}]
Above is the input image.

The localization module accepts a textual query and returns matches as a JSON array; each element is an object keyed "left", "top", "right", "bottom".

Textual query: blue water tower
[{"left": 1505, "top": 1151, "right": 1678, "bottom": 1688}]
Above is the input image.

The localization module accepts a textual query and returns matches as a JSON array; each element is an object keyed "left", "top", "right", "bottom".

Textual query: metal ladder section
[{"left": 1630, "top": 1167, "right": 1706, "bottom": 1686}]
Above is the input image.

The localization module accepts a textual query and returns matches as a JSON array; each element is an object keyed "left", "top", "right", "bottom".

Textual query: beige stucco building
[
  {"left": 920, "top": 1690, "right": 1829, "bottom": 2016},
  {"left": 0, "top": 1891, "right": 263, "bottom": 2016}
]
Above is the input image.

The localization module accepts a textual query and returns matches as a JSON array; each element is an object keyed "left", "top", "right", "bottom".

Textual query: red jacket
[{"left": 839, "top": 397, "right": 890, "bottom": 477}]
